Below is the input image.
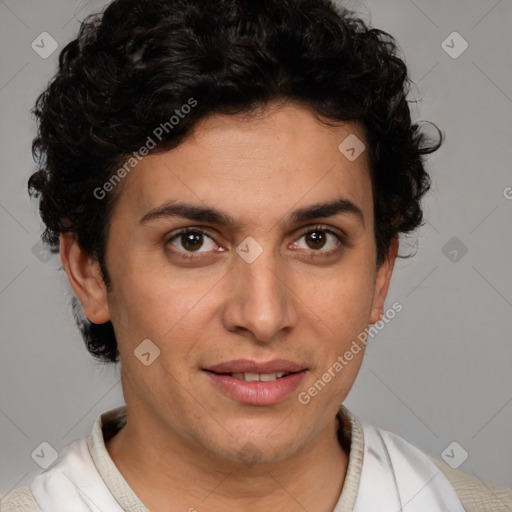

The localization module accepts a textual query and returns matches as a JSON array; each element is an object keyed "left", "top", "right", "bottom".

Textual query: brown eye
[
  {"left": 167, "top": 228, "right": 217, "bottom": 256},
  {"left": 292, "top": 225, "right": 346, "bottom": 257},
  {"left": 305, "top": 230, "right": 328, "bottom": 250},
  {"left": 180, "top": 231, "right": 204, "bottom": 251}
]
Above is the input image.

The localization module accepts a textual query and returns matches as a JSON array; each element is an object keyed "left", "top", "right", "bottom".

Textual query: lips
[
  {"left": 202, "top": 359, "right": 309, "bottom": 405},
  {"left": 203, "top": 370, "right": 307, "bottom": 405}
]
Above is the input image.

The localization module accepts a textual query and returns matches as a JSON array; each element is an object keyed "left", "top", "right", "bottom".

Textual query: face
[{"left": 64, "top": 102, "right": 397, "bottom": 466}]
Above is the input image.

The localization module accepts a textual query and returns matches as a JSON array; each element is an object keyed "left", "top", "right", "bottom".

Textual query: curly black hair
[{"left": 28, "top": 0, "right": 443, "bottom": 364}]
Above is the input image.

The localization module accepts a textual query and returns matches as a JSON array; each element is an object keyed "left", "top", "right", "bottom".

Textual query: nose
[{"left": 221, "top": 245, "right": 298, "bottom": 343}]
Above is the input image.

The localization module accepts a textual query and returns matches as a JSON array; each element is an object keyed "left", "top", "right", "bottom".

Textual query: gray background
[{"left": 1, "top": 0, "right": 511, "bottom": 498}]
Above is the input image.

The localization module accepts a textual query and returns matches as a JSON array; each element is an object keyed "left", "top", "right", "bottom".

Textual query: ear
[
  {"left": 60, "top": 232, "right": 111, "bottom": 324},
  {"left": 369, "top": 236, "right": 399, "bottom": 324}
]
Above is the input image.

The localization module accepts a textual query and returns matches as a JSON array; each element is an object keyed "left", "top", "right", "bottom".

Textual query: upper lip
[{"left": 203, "top": 359, "right": 308, "bottom": 374}]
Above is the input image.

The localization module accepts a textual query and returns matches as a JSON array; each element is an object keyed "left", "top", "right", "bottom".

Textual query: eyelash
[{"left": 166, "top": 224, "right": 347, "bottom": 260}]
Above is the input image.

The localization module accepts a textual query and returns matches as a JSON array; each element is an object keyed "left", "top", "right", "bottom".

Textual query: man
[{"left": 2, "top": 0, "right": 511, "bottom": 510}]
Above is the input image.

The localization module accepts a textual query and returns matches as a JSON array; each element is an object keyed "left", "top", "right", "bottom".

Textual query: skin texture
[{"left": 60, "top": 102, "right": 398, "bottom": 512}]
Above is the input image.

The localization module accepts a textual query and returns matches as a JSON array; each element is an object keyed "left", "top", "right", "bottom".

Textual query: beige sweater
[{"left": 2, "top": 405, "right": 511, "bottom": 511}]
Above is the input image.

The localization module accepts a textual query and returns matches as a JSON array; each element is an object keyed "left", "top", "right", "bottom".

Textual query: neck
[{"left": 106, "top": 410, "right": 350, "bottom": 512}]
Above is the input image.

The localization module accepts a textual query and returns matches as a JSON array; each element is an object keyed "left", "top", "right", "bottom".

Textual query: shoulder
[
  {"left": 429, "top": 455, "right": 512, "bottom": 512},
  {"left": 0, "top": 485, "right": 41, "bottom": 512}
]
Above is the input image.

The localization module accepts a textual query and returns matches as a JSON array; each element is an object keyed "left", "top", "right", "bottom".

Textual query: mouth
[{"left": 201, "top": 361, "right": 308, "bottom": 405}]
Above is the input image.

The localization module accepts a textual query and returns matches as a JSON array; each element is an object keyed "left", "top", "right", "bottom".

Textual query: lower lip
[{"left": 203, "top": 370, "right": 307, "bottom": 405}]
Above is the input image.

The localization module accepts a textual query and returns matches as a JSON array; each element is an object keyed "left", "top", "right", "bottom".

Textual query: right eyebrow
[{"left": 139, "top": 201, "right": 236, "bottom": 227}]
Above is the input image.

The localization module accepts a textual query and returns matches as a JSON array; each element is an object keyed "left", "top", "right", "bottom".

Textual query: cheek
[
  {"left": 313, "top": 264, "right": 376, "bottom": 335},
  {"left": 108, "top": 259, "right": 220, "bottom": 347},
  {"left": 308, "top": 281, "right": 371, "bottom": 402}
]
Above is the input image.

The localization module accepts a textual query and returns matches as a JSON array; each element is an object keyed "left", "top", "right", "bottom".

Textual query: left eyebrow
[
  {"left": 288, "top": 198, "right": 365, "bottom": 228},
  {"left": 139, "top": 197, "right": 365, "bottom": 228}
]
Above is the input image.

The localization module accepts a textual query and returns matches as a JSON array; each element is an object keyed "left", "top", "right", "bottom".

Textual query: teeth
[{"left": 230, "top": 372, "right": 289, "bottom": 382}]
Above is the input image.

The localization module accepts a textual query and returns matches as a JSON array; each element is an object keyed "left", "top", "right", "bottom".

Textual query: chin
[{"left": 212, "top": 428, "right": 303, "bottom": 468}]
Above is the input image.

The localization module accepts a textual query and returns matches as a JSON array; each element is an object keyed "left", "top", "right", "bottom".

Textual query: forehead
[{"left": 113, "top": 103, "right": 373, "bottom": 229}]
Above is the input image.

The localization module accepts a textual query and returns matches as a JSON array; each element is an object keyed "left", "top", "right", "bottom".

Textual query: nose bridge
[
  {"left": 242, "top": 250, "right": 283, "bottom": 298},
  {"left": 225, "top": 236, "right": 296, "bottom": 341}
]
